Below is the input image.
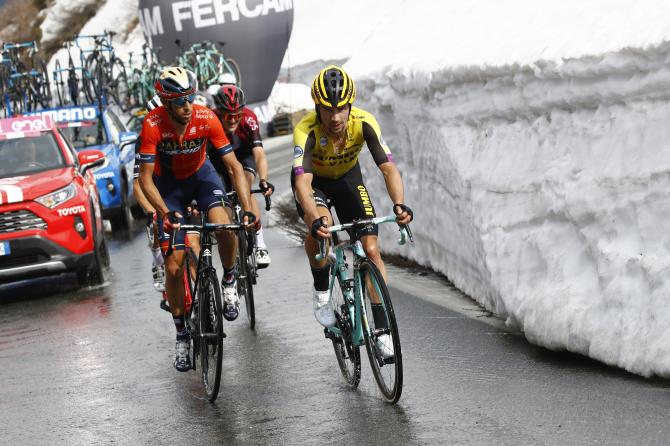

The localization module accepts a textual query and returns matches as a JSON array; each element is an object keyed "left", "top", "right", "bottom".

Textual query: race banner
[{"left": 138, "top": 0, "right": 294, "bottom": 104}]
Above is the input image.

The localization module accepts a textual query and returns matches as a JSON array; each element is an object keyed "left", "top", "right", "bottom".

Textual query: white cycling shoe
[
  {"left": 222, "top": 281, "right": 240, "bottom": 321},
  {"left": 312, "top": 288, "right": 335, "bottom": 328},
  {"left": 256, "top": 249, "right": 271, "bottom": 269},
  {"left": 375, "top": 333, "right": 394, "bottom": 359}
]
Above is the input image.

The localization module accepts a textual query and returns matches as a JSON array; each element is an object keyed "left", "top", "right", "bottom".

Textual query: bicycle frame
[
  {"left": 325, "top": 239, "right": 369, "bottom": 348},
  {"left": 320, "top": 215, "right": 411, "bottom": 346}
]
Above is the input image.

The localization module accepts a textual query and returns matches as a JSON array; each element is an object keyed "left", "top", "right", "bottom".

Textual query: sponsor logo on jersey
[
  {"left": 157, "top": 138, "right": 205, "bottom": 155},
  {"left": 293, "top": 146, "right": 303, "bottom": 159},
  {"left": 57, "top": 205, "right": 86, "bottom": 217},
  {"left": 319, "top": 136, "right": 327, "bottom": 147},
  {"left": 245, "top": 116, "right": 259, "bottom": 131},
  {"left": 189, "top": 126, "right": 196, "bottom": 134}
]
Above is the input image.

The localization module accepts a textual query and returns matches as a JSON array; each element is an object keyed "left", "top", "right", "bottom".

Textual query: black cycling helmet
[
  {"left": 213, "top": 84, "right": 246, "bottom": 113},
  {"left": 311, "top": 65, "right": 356, "bottom": 108}
]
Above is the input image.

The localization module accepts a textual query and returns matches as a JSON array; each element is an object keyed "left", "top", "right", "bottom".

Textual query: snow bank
[{"left": 346, "top": 2, "right": 670, "bottom": 377}]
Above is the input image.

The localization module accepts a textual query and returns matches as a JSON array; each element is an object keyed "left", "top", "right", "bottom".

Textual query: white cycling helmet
[{"left": 218, "top": 72, "right": 237, "bottom": 85}]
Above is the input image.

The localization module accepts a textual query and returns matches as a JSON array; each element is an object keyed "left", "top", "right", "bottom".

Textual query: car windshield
[
  {"left": 0, "top": 132, "right": 65, "bottom": 178},
  {"left": 59, "top": 121, "right": 108, "bottom": 148}
]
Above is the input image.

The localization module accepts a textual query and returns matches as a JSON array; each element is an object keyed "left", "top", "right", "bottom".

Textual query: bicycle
[
  {"left": 76, "top": 32, "right": 127, "bottom": 106},
  {"left": 226, "top": 189, "right": 271, "bottom": 330},
  {"left": 178, "top": 41, "right": 241, "bottom": 89},
  {"left": 166, "top": 213, "right": 248, "bottom": 402},
  {"left": 0, "top": 41, "right": 51, "bottom": 115},
  {"left": 316, "top": 215, "right": 412, "bottom": 404}
]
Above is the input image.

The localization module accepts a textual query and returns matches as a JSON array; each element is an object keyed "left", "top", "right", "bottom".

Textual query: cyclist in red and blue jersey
[
  {"left": 138, "top": 67, "right": 255, "bottom": 372},
  {"left": 208, "top": 84, "right": 274, "bottom": 268}
]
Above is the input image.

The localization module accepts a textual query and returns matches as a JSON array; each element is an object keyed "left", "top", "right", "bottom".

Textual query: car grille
[{"left": 0, "top": 210, "right": 47, "bottom": 234}]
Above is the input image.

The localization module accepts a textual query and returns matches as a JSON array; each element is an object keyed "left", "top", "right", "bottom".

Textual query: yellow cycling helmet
[{"left": 311, "top": 65, "right": 356, "bottom": 108}]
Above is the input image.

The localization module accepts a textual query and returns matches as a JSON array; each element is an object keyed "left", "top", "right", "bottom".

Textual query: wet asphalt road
[{"left": 2, "top": 136, "right": 670, "bottom": 445}]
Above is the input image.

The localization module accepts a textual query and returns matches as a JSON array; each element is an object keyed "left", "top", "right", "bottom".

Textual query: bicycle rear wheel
[
  {"left": 330, "top": 273, "right": 361, "bottom": 389},
  {"left": 198, "top": 268, "right": 224, "bottom": 402},
  {"left": 236, "top": 230, "right": 255, "bottom": 330},
  {"left": 359, "top": 259, "right": 403, "bottom": 403}
]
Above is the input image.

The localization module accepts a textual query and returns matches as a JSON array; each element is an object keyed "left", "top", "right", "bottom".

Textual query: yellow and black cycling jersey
[{"left": 292, "top": 106, "right": 394, "bottom": 180}]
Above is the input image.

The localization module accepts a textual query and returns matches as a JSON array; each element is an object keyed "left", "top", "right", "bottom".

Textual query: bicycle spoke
[
  {"left": 360, "top": 260, "right": 403, "bottom": 403},
  {"left": 329, "top": 273, "right": 361, "bottom": 389},
  {"left": 198, "top": 268, "right": 224, "bottom": 402}
]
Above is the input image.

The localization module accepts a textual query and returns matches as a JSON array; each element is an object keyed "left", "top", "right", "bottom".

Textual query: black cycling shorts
[
  {"left": 290, "top": 163, "right": 378, "bottom": 237},
  {"left": 219, "top": 151, "right": 257, "bottom": 193}
]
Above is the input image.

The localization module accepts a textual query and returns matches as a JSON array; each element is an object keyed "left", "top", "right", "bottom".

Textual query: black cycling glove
[
  {"left": 259, "top": 179, "right": 274, "bottom": 194},
  {"left": 242, "top": 211, "right": 256, "bottom": 224},
  {"left": 310, "top": 217, "right": 327, "bottom": 238},
  {"left": 393, "top": 203, "right": 414, "bottom": 222}
]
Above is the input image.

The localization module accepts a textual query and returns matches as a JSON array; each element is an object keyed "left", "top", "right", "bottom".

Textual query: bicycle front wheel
[
  {"left": 236, "top": 230, "right": 255, "bottom": 330},
  {"left": 359, "top": 260, "right": 403, "bottom": 403},
  {"left": 330, "top": 274, "right": 361, "bottom": 389},
  {"left": 198, "top": 268, "right": 224, "bottom": 402}
]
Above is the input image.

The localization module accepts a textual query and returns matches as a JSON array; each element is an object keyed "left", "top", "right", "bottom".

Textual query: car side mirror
[
  {"left": 119, "top": 137, "right": 138, "bottom": 151},
  {"left": 119, "top": 131, "right": 137, "bottom": 142},
  {"left": 78, "top": 149, "right": 106, "bottom": 175}
]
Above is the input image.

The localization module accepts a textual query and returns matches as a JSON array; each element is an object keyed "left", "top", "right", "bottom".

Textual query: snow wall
[{"left": 351, "top": 42, "right": 670, "bottom": 378}]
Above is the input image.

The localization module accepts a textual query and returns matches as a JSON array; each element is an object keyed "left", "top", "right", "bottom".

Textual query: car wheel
[
  {"left": 110, "top": 180, "right": 132, "bottom": 232},
  {"left": 130, "top": 202, "right": 145, "bottom": 219},
  {"left": 78, "top": 216, "right": 110, "bottom": 286}
]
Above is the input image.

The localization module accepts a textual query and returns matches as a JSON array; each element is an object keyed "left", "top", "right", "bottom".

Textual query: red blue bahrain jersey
[{"left": 139, "top": 104, "right": 231, "bottom": 179}]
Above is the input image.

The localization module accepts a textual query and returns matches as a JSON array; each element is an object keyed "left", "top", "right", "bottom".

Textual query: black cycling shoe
[{"left": 174, "top": 331, "right": 191, "bottom": 372}]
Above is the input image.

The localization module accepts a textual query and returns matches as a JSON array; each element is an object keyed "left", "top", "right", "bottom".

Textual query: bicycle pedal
[
  {"left": 159, "top": 300, "right": 170, "bottom": 312},
  {"left": 324, "top": 328, "right": 334, "bottom": 339}
]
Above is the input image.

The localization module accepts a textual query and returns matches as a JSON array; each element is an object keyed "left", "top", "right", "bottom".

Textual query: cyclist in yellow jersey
[{"left": 292, "top": 65, "right": 413, "bottom": 330}]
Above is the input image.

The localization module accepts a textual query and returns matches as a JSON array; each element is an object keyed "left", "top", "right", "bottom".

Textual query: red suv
[{"left": 0, "top": 115, "right": 109, "bottom": 285}]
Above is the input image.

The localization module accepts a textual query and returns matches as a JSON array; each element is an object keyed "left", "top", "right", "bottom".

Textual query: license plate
[{"left": 0, "top": 241, "right": 9, "bottom": 256}]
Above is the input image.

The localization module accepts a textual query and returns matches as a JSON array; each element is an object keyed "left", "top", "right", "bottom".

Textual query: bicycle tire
[
  {"left": 225, "top": 58, "right": 242, "bottom": 87},
  {"left": 359, "top": 259, "right": 403, "bottom": 403},
  {"left": 198, "top": 267, "right": 224, "bottom": 402},
  {"left": 109, "top": 57, "right": 129, "bottom": 110},
  {"left": 330, "top": 273, "right": 361, "bottom": 389},
  {"left": 31, "top": 53, "right": 51, "bottom": 108},
  {"left": 53, "top": 59, "right": 66, "bottom": 107},
  {"left": 236, "top": 229, "right": 255, "bottom": 330}
]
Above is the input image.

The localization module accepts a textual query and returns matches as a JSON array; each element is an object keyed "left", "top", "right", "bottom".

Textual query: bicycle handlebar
[
  {"left": 226, "top": 188, "right": 272, "bottom": 211},
  {"left": 164, "top": 219, "right": 248, "bottom": 257},
  {"left": 315, "top": 215, "right": 413, "bottom": 261}
]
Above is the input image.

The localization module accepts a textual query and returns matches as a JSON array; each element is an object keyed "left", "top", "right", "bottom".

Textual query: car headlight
[{"left": 35, "top": 183, "right": 77, "bottom": 208}]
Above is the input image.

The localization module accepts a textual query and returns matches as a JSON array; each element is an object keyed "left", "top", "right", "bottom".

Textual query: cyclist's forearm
[
  {"left": 133, "top": 179, "right": 155, "bottom": 214},
  {"left": 380, "top": 163, "right": 405, "bottom": 206},
  {"left": 139, "top": 165, "right": 169, "bottom": 217},
  {"left": 295, "top": 174, "right": 319, "bottom": 223},
  {"left": 230, "top": 160, "right": 253, "bottom": 211},
  {"left": 253, "top": 146, "right": 268, "bottom": 181}
]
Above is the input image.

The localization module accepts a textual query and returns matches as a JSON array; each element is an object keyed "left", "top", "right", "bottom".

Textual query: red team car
[{"left": 0, "top": 115, "right": 110, "bottom": 286}]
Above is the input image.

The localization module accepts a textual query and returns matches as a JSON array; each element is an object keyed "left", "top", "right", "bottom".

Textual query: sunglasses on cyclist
[
  {"left": 169, "top": 94, "right": 196, "bottom": 106},
  {"left": 223, "top": 112, "right": 243, "bottom": 122}
]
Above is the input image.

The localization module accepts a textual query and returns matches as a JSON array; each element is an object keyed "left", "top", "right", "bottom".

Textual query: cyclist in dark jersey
[
  {"left": 207, "top": 84, "right": 274, "bottom": 268},
  {"left": 132, "top": 101, "right": 165, "bottom": 294},
  {"left": 139, "top": 67, "right": 255, "bottom": 372},
  {"left": 292, "top": 66, "right": 413, "bottom": 352}
]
